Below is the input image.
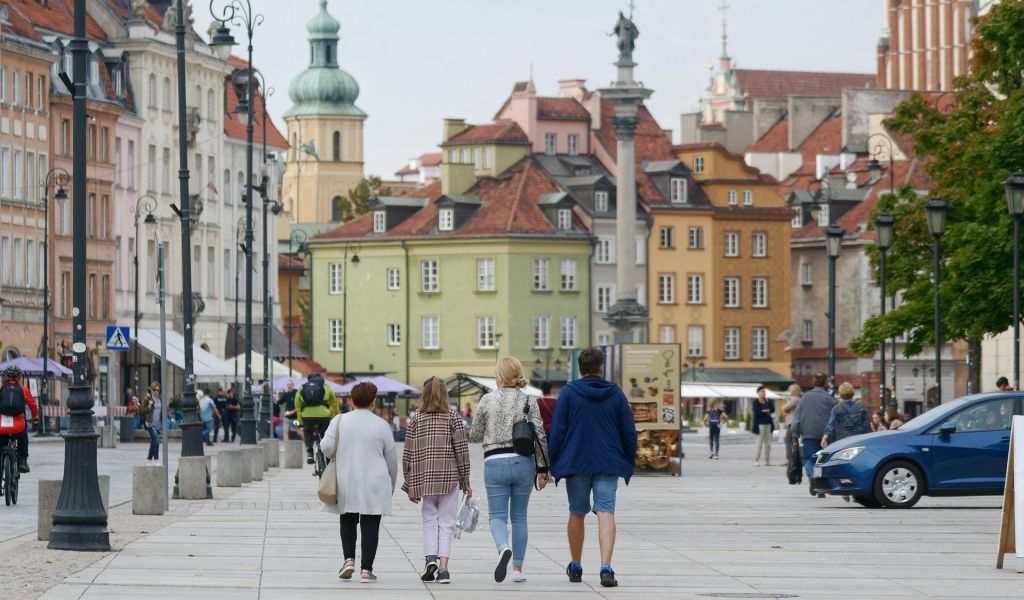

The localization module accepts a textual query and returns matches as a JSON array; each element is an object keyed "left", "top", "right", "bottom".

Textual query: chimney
[
  {"left": 441, "top": 118, "right": 467, "bottom": 143},
  {"left": 558, "top": 79, "right": 587, "bottom": 101}
]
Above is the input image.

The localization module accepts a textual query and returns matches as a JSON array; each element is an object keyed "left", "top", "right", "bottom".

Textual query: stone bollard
[
  {"left": 216, "top": 449, "right": 245, "bottom": 487},
  {"left": 260, "top": 439, "right": 280, "bottom": 469},
  {"left": 132, "top": 464, "right": 165, "bottom": 515},
  {"left": 242, "top": 446, "right": 264, "bottom": 481},
  {"left": 38, "top": 475, "right": 109, "bottom": 541},
  {"left": 175, "top": 456, "right": 210, "bottom": 499},
  {"left": 284, "top": 439, "right": 305, "bottom": 469}
]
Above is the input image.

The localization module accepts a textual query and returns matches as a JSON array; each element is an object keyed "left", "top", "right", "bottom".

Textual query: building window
[
  {"left": 687, "top": 226, "right": 703, "bottom": 249},
  {"left": 596, "top": 236, "right": 614, "bottom": 264},
  {"left": 792, "top": 207, "right": 803, "bottom": 229},
  {"left": 752, "top": 327, "right": 768, "bottom": 359},
  {"left": 801, "top": 262, "right": 812, "bottom": 286},
  {"left": 545, "top": 133, "right": 557, "bottom": 155},
  {"left": 422, "top": 316, "right": 440, "bottom": 349},
  {"left": 635, "top": 236, "right": 646, "bottom": 265},
  {"left": 438, "top": 208, "right": 454, "bottom": 231},
  {"left": 671, "top": 178, "right": 687, "bottom": 203},
  {"left": 421, "top": 260, "right": 439, "bottom": 292},
  {"left": 332, "top": 131, "right": 341, "bottom": 161},
  {"left": 594, "top": 191, "right": 609, "bottom": 213},
  {"left": 724, "top": 277, "right": 740, "bottom": 307},
  {"left": 223, "top": 249, "right": 231, "bottom": 299},
  {"left": 162, "top": 148, "right": 171, "bottom": 193},
  {"left": 687, "top": 326, "right": 704, "bottom": 357},
  {"left": 328, "top": 263, "right": 343, "bottom": 295},
  {"left": 331, "top": 196, "right": 344, "bottom": 222},
  {"left": 743, "top": 190, "right": 753, "bottom": 206},
  {"left": 724, "top": 327, "right": 740, "bottom": 360},
  {"left": 387, "top": 267, "right": 400, "bottom": 290},
  {"left": 477, "top": 258, "right": 495, "bottom": 291},
  {"left": 162, "top": 77, "right": 171, "bottom": 111},
  {"left": 461, "top": 149, "right": 469, "bottom": 164},
  {"left": 61, "top": 119, "right": 70, "bottom": 156},
  {"left": 658, "top": 274, "right": 675, "bottom": 304},
  {"left": 328, "top": 319, "right": 344, "bottom": 351},
  {"left": 146, "top": 74, "right": 156, "bottom": 107},
  {"left": 802, "top": 319, "right": 813, "bottom": 342},
  {"left": 482, "top": 147, "right": 492, "bottom": 168},
  {"left": 373, "top": 211, "right": 385, "bottom": 233},
  {"left": 533, "top": 258, "right": 549, "bottom": 291},
  {"left": 147, "top": 145, "right": 156, "bottom": 192},
  {"left": 533, "top": 316, "right": 550, "bottom": 349},
  {"left": 752, "top": 277, "right": 768, "bottom": 308},
  {"left": 596, "top": 332, "right": 613, "bottom": 346},
  {"left": 693, "top": 156, "right": 704, "bottom": 174},
  {"left": 472, "top": 148, "right": 480, "bottom": 167},
  {"left": 818, "top": 203, "right": 830, "bottom": 225},
  {"left": 752, "top": 232, "right": 767, "bottom": 257},
  {"left": 724, "top": 231, "right": 739, "bottom": 257},
  {"left": 61, "top": 271, "right": 70, "bottom": 317},
  {"left": 477, "top": 316, "right": 496, "bottom": 349},
  {"left": 687, "top": 274, "right": 704, "bottom": 304},
  {"left": 387, "top": 323, "right": 401, "bottom": 346},
  {"left": 448, "top": 150, "right": 457, "bottom": 164},
  {"left": 560, "top": 315, "right": 577, "bottom": 349},
  {"left": 86, "top": 193, "right": 95, "bottom": 238},
  {"left": 596, "top": 284, "right": 615, "bottom": 313},
  {"left": 100, "top": 195, "right": 109, "bottom": 239},
  {"left": 659, "top": 226, "right": 674, "bottom": 249},
  {"left": 567, "top": 134, "right": 579, "bottom": 156},
  {"left": 557, "top": 208, "right": 572, "bottom": 231},
  {"left": 659, "top": 325, "right": 675, "bottom": 344},
  {"left": 560, "top": 258, "right": 577, "bottom": 291},
  {"left": 727, "top": 189, "right": 738, "bottom": 205}
]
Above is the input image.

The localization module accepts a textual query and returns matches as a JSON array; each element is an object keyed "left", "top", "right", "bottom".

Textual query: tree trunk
[{"left": 966, "top": 336, "right": 982, "bottom": 396}]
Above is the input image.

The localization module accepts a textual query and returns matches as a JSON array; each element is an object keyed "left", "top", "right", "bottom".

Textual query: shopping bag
[{"left": 453, "top": 493, "right": 479, "bottom": 539}]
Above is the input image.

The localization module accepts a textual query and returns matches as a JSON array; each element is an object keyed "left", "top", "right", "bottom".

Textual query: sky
[{"left": 194, "top": 0, "right": 883, "bottom": 178}]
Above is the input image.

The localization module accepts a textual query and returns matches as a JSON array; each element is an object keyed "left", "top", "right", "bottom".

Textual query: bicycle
[
  {"left": 0, "top": 436, "right": 20, "bottom": 506},
  {"left": 312, "top": 425, "right": 328, "bottom": 478}
]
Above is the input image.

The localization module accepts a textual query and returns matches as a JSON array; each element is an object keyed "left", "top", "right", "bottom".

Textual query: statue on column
[{"left": 610, "top": 10, "right": 639, "bottom": 63}]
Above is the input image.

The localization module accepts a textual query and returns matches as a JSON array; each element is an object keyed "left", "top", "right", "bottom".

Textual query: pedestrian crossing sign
[{"left": 106, "top": 326, "right": 131, "bottom": 351}]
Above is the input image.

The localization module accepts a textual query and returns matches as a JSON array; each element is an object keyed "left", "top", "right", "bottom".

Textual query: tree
[
  {"left": 335, "top": 176, "right": 388, "bottom": 222},
  {"left": 850, "top": 1, "right": 1024, "bottom": 392}
]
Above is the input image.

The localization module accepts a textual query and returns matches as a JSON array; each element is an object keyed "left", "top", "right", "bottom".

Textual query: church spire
[{"left": 719, "top": 0, "right": 730, "bottom": 59}]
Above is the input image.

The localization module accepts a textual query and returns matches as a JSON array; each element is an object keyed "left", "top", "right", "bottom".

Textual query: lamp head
[
  {"left": 867, "top": 158, "right": 882, "bottom": 181},
  {"left": 925, "top": 197, "right": 948, "bottom": 237},
  {"left": 1004, "top": 172, "right": 1024, "bottom": 217},
  {"left": 209, "top": 22, "right": 236, "bottom": 47},
  {"left": 351, "top": 253, "right": 361, "bottom": 267},
  {"left": 271, "top": 202, "right": 283, "bottom": 216},
  {"left": 873, "top": 213, "right": 895, "bottom": 251},
  {"left": 825, "top": 225, "right": 844, "bottom": 258},
  {"left": 55, "top": 186, "right": 68, "bottom": 203}
]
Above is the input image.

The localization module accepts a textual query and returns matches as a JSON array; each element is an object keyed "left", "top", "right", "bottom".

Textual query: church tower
[{"left": 281, "top": 0, "right": 366, "bottom": 225}]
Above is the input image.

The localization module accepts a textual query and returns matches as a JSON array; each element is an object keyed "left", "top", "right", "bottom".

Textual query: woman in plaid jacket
[{"left": 402, "top": 377, "right": 471, "bottom": 584}]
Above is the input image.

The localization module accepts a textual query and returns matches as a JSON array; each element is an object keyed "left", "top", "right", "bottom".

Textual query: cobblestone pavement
[{"left": 5, "top": 434, "right": 1022, "bottom": 599}]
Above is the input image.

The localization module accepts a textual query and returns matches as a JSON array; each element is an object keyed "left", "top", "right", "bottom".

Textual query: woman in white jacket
[{"left": 320, "top": 381, "right": 398, "bottom": 583}]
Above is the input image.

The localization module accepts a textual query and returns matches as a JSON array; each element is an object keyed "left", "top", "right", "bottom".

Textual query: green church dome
[{"left": 284, "top": 0, "right": 365, "bottom": 118}]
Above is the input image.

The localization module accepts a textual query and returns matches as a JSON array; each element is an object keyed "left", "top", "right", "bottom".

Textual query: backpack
[
  {"left": 834, "top": 402, "right": 868, "bottom": 440},
  {"left": 512, "top": 396, "right": 538, "bottom": 457},
  {"left": 301, "top": 380, "right": 327, "bottom": 408},
  {"left": 0, "top": 382, "right": 27, "bottom": 417}
]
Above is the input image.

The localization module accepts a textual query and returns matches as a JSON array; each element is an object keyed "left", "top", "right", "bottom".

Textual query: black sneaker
[
  {"left": 600, "top": 569, "right": 618, "bottom": 588},
  {"left": 17, "top": 458, "right": 29, "bottom": 473},
  {"left": 435, "top": 569, "right": 450, "bottom": 584},
  {"left": 420, "top": 557, "right": 438, "bottom": 582},
  {"left": 306, "top": 451, "right": 314, "bottom": 465},
  {"left": 566, "top": 563, "right": 583, "bottom": 583},
  {"left": 494, "top": 547, "right": 513, "bottom": 582}
]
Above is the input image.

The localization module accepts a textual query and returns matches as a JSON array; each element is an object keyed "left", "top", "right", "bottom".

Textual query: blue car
[{"left": 813, "top": 392, "right": 1021, "bottom": 508}]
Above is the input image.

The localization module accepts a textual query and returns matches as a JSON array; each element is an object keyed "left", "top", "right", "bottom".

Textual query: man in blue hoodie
[{"left": 549, "top": 347, "right": 637, "bottom": 588}]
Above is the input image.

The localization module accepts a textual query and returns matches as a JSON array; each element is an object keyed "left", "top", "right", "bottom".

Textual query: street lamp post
[
  {"left": 1004, "top": 172, "right": 1024, "bottom": 390},
  {"left": 825, "top": 225, "right": 844, "bottom": 395},
  {"left": 48, "top": 0, "right": 109, "bottom": 551},
  {"left": 873, "top": 213, "right": 895, "bottom": 409},
  {"left": 210, "top": 0, "right": 263, "bottom": 445},
  {"left": 129, "top": 195, "right": 157, "bottom": 408},
  {"left": 340, "top": 243, "right": 361, "bottom": 379},
  {"left": 868, "top": 135, "right": 899, "bottom": 401},
  {"left": 287, "top": 230, "right": 309, "bottom": 376},
  {"left": 925, "top": 198, "right": 948, "bottom": 408},
  {"left": 38, "top": 168, "right": 69, "bottom": 438},
  {"left": 233, "top": 217, "right": 245, "bottom": 401}
]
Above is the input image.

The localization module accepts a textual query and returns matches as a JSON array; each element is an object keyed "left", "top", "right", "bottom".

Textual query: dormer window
[
  {"left": 670, "top": 178, "right": 687, "bottom": 204},
  {"left": 557, "top": 208, "right": 572, "bottom": 231},
  {"left": 594, "top": 191, "right": 609, "bottom": 213},
  {"left": 439, "top": 208, "right": 454, "bottom": 231},
  {"left": 545, "top": 133, "right": 557, "bottom": 155},
  {"left": 573, "top": 166, "right": 591, "bottom": 176},
  {"left": 693, "top": 156, "right": 704, "bottom": 174},
  {"left": 373, "top": 211, "right": 386, "bottom": 233}
]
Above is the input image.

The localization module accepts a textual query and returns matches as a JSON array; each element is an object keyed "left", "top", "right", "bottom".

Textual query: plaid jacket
[{"left": 401, "top": 409, "right": 470, "bottom": 499}]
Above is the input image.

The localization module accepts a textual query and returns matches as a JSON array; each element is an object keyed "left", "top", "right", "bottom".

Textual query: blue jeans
[
  {"left": 483, "top": 455, "right": 535, "bottom": 567},
  {"left": 708, "top": 425, "right": 721, "bottom": 455},
  {"left": 202, "top": 419, "right": 212, "bottom": 443},
  {"left": 801, "top": 438, "right": 822, "bottom": 478},
  {"left": 146, "top": 425, "right": 160, "bottom": 460},
  {"left": 565, "top": 475, "right": 619, "bottom": 515}
]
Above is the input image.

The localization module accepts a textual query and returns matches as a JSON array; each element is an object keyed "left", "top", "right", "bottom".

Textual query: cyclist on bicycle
[
  {"left": 0, "top": 366, "right": 39, "bottom": 474},
  {"left": 294, "top": 372, "right": 339, "bottom": 464}
]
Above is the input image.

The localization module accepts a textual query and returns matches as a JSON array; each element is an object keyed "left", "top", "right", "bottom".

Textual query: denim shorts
[{"left": 565, "top": 475, "right": 619, "bottom": 515}]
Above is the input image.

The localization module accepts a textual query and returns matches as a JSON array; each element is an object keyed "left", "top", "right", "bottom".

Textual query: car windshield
[{"left": 898, "top": 397, "right": 972, "bottom": 431}]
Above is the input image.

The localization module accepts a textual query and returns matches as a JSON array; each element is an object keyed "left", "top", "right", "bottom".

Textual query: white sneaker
[
  {"left": 511, "top": 571, "right": 527, "bottom": 583},
  {"left": 494, "top": 547, "right": 513, "bottom": 583},
  {"left": 754, "top": 461, "right": 760, "bottom": 466}
]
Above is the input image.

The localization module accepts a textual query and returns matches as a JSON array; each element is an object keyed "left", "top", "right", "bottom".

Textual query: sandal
[
  {"left": 360, "top": 569, "right": 377, "bottom": 583},
  {"left": 338, "top": 559, "right": 355, "bottom": 580}
]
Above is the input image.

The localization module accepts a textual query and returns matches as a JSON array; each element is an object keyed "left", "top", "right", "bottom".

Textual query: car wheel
[
  {"left": 853, "top": 495, "right": 881, "bottom": 508},
  {"left": 874, "top": 460, "right": 923, "bottom": 509}
]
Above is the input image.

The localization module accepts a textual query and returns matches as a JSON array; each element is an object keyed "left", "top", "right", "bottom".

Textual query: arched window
[
  {"left": 1, "top": 347, "right": 20, "bottom": 362},
  {"left": 162, "top": 77, "right": 171, "bottom": 111},
  {"left": 207, "top": 89, "right": 215, "bottom": 121},
  {"left": 238, "top": 171, "right": 245, "bottom": 202},
  {"left": 292, "top": 133, "right": 297, "bottom": 160},
  {"left": 332, "top": 131, "right": 340, "bottom": 161},
  {"left": 325, "top": 43, "right": 333, "bottom": 64},
  {"left": 147, "top": 74, "right": 156, "bottom": 108},
  {"left": 331, "top": 196, "right": 343, "bottom": 222},
  {"left": 223, "top": 169, "right": 232, "bottom": 205},
  {"left": 194, "top": 84, "right": 202, "bottom": 116}
]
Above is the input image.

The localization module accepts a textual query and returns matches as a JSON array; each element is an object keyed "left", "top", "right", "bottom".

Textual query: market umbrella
[
  {"left": 337, "top": 376, "right": 420, "bottom": 397},
  {"left": 0, "top": 357, "right": 73, "bottom": 381}
]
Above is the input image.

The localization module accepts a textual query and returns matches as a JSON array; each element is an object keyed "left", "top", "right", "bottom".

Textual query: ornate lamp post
[
  {"left": 868, "top": 136, "right": 899, "bottom": 400},
  {"left": 233, "top": 217, "right": 246, "bottom": 400},
  {"left": 209, "top": 0, "right": 263, "bottom": 445},
  {"left": 1004, "top": 172, "right": 1024, "bottom": 390},
  {"left": 287, "top": 230, "right": 309, "bottom": 376},
  {"left": 37, "top": 168, "right": 69, "bottom": 438},
  {"left": 340, "top": 242, "right": 360, "bottom": 379},
  {"left": 129, "top": 195, "right": 157, "bottom": 407},
  {"left": 873, "top": 213, "right": 895, "bottom": 409},
  {"left": 825, "top": 225, "right": 844, "bottom": 394},
  {"left": 925, "top": 198, "right": 948, "bottom": 408}
]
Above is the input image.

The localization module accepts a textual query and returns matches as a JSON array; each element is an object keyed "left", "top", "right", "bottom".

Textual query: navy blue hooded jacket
[{"left": 548, "top": 376, "right": 638, "bottom": 483}]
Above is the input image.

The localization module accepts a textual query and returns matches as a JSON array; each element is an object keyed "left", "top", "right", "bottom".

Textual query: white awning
[
  {"left": 225, "top": 351, "right": 304, "bottom": 380},
  {"left": 136, "top": 329, "right": 234, "bottom": 383},
  {"left": 681, "top": 382, "right": 787, "bottom": 400},
  {"left": 465, "top": 375, "right": 545, "bottom": 398},
  {"left": 680, "top": 383, "right": 723, "bottom": 398}
]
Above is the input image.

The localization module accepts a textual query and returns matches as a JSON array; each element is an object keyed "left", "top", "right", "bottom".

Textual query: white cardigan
[{"left": 319, "top": 409, "right": 398, "bottom": 516}]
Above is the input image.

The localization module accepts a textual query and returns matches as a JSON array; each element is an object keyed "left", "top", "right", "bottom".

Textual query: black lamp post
[
  {"left": 233, "top": 217, "right": 246, "bottom": 402},
  {"left": 682, "top": 357, "right": 705, "bottom": 382},
  {"left": 37, "top": 168, "right": 68, "bottom": 438},
  {"left": 825, "top": 225, "right": 844, "bottom": 394},
  {"left": 256, "top": 71, "right": 280, "bottom": 439},
  {"left": 210, "top": 0, "right": 263, "bottom": 445},
  {"left": 129, "top": 195, "right": 157, "bottom": 409},
  {"left": 868, "top": 136, "right": 899, "bottom": 400},
  {"left": 1004, "top": 172, "right": 1024, "bottom": 390},
  {"left": 925, "top": 197, "right": 948, "bottom": 408},
  {"left": 340, "top": 243, "right": 361, "bottom": 379},
  {"left": 48, "top": 0, "right": 109, "bottom": 551},
  {"left": 287, "top": 230, "right": 309, "bottom": 376},
  {"left": 873, "top": 213, "right": 895, "bottom": 409}
]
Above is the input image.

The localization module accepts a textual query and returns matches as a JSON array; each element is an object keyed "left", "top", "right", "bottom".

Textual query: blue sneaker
[{"left": 566, "top": 562, "right": 583, "bottom": 583}]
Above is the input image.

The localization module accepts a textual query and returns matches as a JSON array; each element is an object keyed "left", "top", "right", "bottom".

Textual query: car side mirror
[{"left": 939, "top": 421, "right": 956, "bottom": 438}]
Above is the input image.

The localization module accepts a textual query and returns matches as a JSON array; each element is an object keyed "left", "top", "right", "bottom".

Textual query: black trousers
[
  {"left": 340, "top": 513, "right": 382, "bottom": 572},
  {"left": 303, "top": 417, "right": 333, "bottom": 451},
  {"left": 0, "top": 431, "right": 28, "bottom": 459},
  {"left": 223, "top": 411, "right": 239, "bottom": 441}
]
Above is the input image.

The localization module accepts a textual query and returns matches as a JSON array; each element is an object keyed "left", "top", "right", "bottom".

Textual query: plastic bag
[{"left": 454, "top": 493, "right": 479, "bottom": 539}]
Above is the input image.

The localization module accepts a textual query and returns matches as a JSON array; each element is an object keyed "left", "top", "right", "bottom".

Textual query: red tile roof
[
  {"left": 4, "top": 2, "right": 45, "bottom": 42},
  {"left": 537, "top": 97, "right": 590, "bottom": 121},
  {"left": 224, "top": 57, "right": 288, "bottom": 148},
  {"left": 442, "top": 120, "right": 530, "bottom": 146},
  {"left": 100, "top": 0, "right": 164, "bottom": 26},
  {"left": 747, "top": 118, "right": 789, "bottom": 152},
  {"left": 421, "top": 152, "right": 442, "bottom": 166},
  {"left": 592, "top": 99, "right": 676, "bottom": 205},
  {"left": 11, "top": 0, "right": 108, "bottom": 39},
  {"left": 734, "top": 69, "right": 875, "bottom": 102}
]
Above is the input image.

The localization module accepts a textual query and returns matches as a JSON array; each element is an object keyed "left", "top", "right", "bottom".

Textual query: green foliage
[
  {"left": 298, "top": 292, "right": 312, "bottom": 354},
  {"left": 849, "top": 1, "right": 1024, "bottom": 358},
  {"left": 336, "top": 176, "right": 389, "bottom": 222}
]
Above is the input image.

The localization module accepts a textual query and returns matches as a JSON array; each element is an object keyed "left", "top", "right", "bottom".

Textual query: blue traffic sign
[{"left": 105, "top": 326, "right": 131, "bottom": 351}]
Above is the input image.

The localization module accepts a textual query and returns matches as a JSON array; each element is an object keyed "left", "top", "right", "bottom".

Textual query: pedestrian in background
[
  {"left": 213, "top": 388, "right": 228, "bottom": 442},
  {"left": 703, "top": 400, "right": 725, "bottom": 459},
  {"left": 752, "top": 386, "right": 774, "bottom": 466},
  {"left": 197, "top": 389, "right": 219, "bottom": 447},
  {"left": 537, "top": 382, "right": 557, "bottom": 435},
  {"left": 782, "top": 384, "right": 802, "bottom": 482},
  {"left": 870, "top": 411, "right": 887, "bottom": 432},
  {"left": 402, "top": 377, "right": 471, "bottom": 584},
  {"left": 549, "top": 347, "right": 637, "bottom": 588},
  {"left": 320, "top": 381, "right": 398, "bottom": 583},
  {"left": 793, "top": 373, "right": 836, "bottom": 497},
  {"left": 822, "top": 382, "right": 870, "bottom": 447},
  {"left": 296, "top": 372, "right": 340, "bottom": 464},
  {"left": 277, "top": 380, "right": 298, "bottom": 439},
  {"left": 143, "top": 381, "right": 162, "bottom": 462},
  {"left": 996, "top": 376, "right": 1014, "bottom": 392},
  {"left": 469, "top": 357, "right": 549, "bottom": 584},
  {"left": 224, "top": 387, "right": 241, "bottom": 442}
]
